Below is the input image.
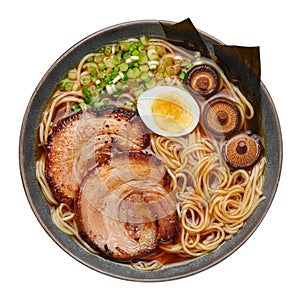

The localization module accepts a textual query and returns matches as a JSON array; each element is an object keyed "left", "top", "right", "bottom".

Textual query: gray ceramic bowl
[{"left": 19, "top": 20, "right": 282, "bottom": 281}]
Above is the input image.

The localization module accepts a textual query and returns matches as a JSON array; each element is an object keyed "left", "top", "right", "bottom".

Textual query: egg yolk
[{"left": 152, "top": 92, "right": 194, "bottom": 133}]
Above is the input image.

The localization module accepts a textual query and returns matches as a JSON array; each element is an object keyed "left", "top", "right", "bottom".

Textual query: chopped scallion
[
  {"left": 140, "top": 72, "right": 151, "bottom": 82},
  {"left": 138, "top": 52, "right": 148, "bottom": 64},
  {"left": 145, "top": 78, "right": 156, "bottom": 89},
  {"left": 140, "top": 35, "right": 149, "bottom": 46},
  {"left": 72, "top": 83, "right": 80, "bottom": 91},
  {"left": 60, "top": 78, "right": 70, "bottom": 90},
  {"left": 91, "top": 70, "right": 98, "bottom": 78},
  {"left": 87, "top": 56, "right": 94, "bottom": 62},
  {"left": 106, "top": 84, "right": 117, "bottom": 95},
  {"left": 122, "top": 51, "right": 131, "bottom": 59},
  {"left": 178, "top": 70, "right": 187, "bottom": 80},
  {"left": 94, "top": 54, "right": 104, "bottom": 63},
  {"left": 104, "top": 76, "right": 112, "bottom": 84},
  {"left": 93, "top": 101, "right": 101, "bottom": 108},
  {"left": 82, "top": 86, "right": 91, "bottom": 98},
  {"left": 98, "top": 63, "right": 106, "bottom": 71},
  {"left": 72, "top": 103, "right": 80, "bottom": 111},
  {"left": 81, "top": 76, "right": 91, "bottom": 85},
  {"left": 79, "top": 102, "right": 88, "bottom": 111},
  {"left": 112, "top": 75, "right": 121, "bottom": 84},
  {"left": 147, "top": 48, "right": 158, "bottom": 61},
  {"left": 85, "top": 97, "right": 93, "bottom": 104},
  {"left": 104, "top": 58, "right": 115, "bottom": 69},
  {"left": 129, "top": 43, "right": 137, "bottom": 53},
  {"left": 127, "top": 67, "right": 140, "bottom": 79},
  {"left": 111, "top": 55, "right": 121, "bottom": 65},
  {"left": 104, "top": 46, "right": 112, "bottom": 56},
  {"left": 68, "top": 70, "right": 77, "bottom": 80},
  {"left": 111, "top": 69, "right": 119, "bottom": 79},
  {"left": 119, "top": 41, "right": 130, "bottom": 51},
  {"left": 102, "top": 99, "right": 109, "bottom": 106},
  {"left": 65, "top": 82, "right": 73, "bottom": 91},
  {"left": 139, "top": 64, "right": 149, "bottom": 72},
  {"left": 124, "top": 101, "right": 134, "bottom": 108},
  {"left": 131, "top": 49, "right": 140, "bottom": 57}
]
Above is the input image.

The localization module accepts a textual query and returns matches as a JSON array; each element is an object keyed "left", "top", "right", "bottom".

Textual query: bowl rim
[{"left": 19, "top": 19, "right": 283, "bottom": 282}]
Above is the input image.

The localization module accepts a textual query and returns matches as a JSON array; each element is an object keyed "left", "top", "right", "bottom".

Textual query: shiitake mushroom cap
[
  {"left": 202, "top": 97, "right": 242, "bottom": 137},
  {"left": 185, "top": 64, "right": 221, "bottom": 99},
  {"left": 223, "top": 131, "right": 263, "bottom": 169}
]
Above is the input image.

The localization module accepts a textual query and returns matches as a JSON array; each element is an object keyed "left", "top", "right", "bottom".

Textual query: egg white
[{"left": 137, "top": 86, "right": 200, "bottom": 137}]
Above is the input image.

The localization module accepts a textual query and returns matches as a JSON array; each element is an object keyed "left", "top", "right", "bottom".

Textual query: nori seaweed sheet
[
  {"left": 159, "top": 18, "right": 210, "bottom": 56},
  {"left": 160, "top": 18, "right": 262, "bottom": 133}
]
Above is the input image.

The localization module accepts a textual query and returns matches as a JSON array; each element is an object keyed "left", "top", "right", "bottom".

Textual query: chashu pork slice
[
  {"left": 76, "top": 152, "right": 178, "bottom": 261},
  {"left": 46, "top": 106, "right": 149, "bottom": 204}
]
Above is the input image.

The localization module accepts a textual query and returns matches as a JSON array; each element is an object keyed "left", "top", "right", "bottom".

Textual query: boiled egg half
[{"left": 137, "top": 86, "right": 200, "bottom": 137}]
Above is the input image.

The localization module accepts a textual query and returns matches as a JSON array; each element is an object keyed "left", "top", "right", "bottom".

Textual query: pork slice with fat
[
  {"left": 76, "top": 152, "right": 178, "bottom": 261},
  {"left": 45, "top": 106, "right": 149, "bottom": 204}
]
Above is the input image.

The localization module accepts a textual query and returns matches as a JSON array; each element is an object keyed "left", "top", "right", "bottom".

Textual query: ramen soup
[{"left": 36, "top": 36, "right": 265, "bottom": 270}]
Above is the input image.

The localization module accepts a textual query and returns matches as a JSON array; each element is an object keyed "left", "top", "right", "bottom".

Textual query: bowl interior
[{"left": 19, "top": 20, "right": 282, "bottom": 281}]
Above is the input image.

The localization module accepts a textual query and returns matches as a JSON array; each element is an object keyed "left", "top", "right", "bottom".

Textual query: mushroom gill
[
  {"left": 202, "top": 97, "right": 241, "bottom": 137},
  {"left": 222, "top": 132, "right": 263, "bottom": 169},
  {"left": 185, "top": 64, "right": 221, "bottom": 99}
]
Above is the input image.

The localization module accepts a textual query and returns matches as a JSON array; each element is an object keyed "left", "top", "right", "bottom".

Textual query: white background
[{"left": 1, "top": 0, "right": 299, "bottom": 299}]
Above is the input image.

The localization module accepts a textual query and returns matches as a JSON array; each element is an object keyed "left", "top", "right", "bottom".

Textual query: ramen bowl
[{"left": 19, "top": 20, "right": 282, "bottom": 281}]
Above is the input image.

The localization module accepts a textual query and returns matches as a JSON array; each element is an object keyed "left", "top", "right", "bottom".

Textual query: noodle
[
  {"left": 35, "top": 36, "right": 266, "bottom": 270},
  {"left": 150, "top": 127, "right": 266, "bottom": 258},
  {"left": 38, "top": 91, "right": 84, "bottom": 146}
]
